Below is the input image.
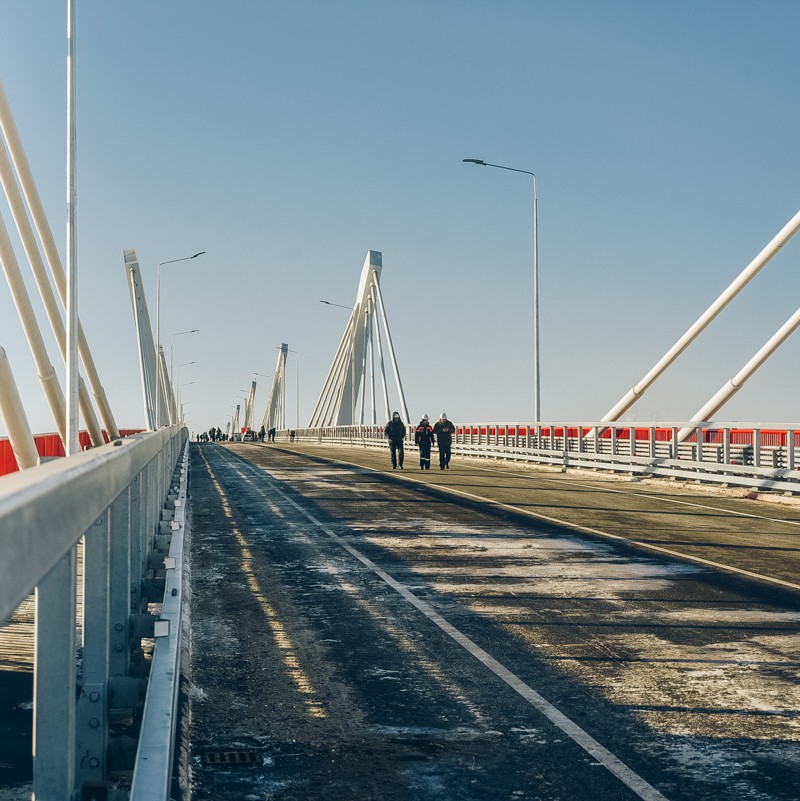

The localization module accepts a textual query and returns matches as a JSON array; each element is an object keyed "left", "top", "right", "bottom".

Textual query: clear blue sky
[{"left": 1, "top": 1, "right": 799, "bottom": 437}]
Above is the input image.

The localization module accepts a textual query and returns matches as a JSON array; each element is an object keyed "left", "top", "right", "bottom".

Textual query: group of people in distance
[{"left": 384, "top": 412, "right": 456, "bottom": 471}]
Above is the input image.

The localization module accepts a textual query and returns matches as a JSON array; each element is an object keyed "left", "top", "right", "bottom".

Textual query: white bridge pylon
[
  {"left": 310, "top": 250, "right": 409, "bottom": 427},
  {"left": 261, "top": 343, "right": 288, "bottom": 431}
]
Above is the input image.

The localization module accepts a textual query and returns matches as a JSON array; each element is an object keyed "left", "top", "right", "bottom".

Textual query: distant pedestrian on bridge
[
  {"left": 415, "top": 414, "right": 435, "bottom": 470},
  {"left": 433, "top": 413, "right": 456, "bottom": 470},
  {"left": 268, "top": 427, "right": 276, "bottom": 442},
  {"left": 384, "top": 411, "right": 406, "bottom": 469}
]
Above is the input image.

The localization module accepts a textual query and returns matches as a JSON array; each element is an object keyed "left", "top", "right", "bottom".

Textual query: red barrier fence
[{"left": 0, "top": 430, "right": 144, "bottom": 477}]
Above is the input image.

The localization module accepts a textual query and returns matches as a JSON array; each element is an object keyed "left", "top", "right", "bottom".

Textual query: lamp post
[
  {"left": 463, "top": 158, "right": 540, "bottom": 421},
  {"left": 176, "top": 361, "right": 196, "bottom": 418},
  {"left": 66, "top": 0, "right": 78, "bottom": 456},
  {"left": 240, "top": 388, "right": 253, "bottom": 430},
  {"left": 320, "top": 301, "right": 356, "bottom": 421},
  {"left": 180, "top": 399, "right": 191, "bottom": 423},
  {"left": 170, "top": 329, "right": 199, "bottom": 387},
  {"left": 283, "top": 351, "right": 300, "bottom": 429},
  {"left": 253, "top": 371, "right": 269, "bottom": 429},
  {"left": 178, "top": 380, "right": 194, "bottom": 420},
  {"left": 236, "top": 395, "right": 247, "bottom": 426},
  {"left": 289, "top": 350, "right": 300, "bottom": 428},
  {"left": 156, "top": 251, "right": 205, "bottom": 425}
]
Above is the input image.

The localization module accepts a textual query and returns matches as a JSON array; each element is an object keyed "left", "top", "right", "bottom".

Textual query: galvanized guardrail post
[
  {"left": 295, "top": 421, "right": 800, "bottom": 495},
  {"left": 1, "top": 427, "right": 187, "bottom": 800},
  {"left": 76, "top": 509, "right": 111, "bottom": 786},
  {"left": 34, "top": 549, "right": 78, "bottom": 799}
]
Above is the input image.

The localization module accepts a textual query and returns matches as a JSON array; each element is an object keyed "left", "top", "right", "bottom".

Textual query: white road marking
[{"left": 214, "top": 448, "right": 672, "bottom": 801}]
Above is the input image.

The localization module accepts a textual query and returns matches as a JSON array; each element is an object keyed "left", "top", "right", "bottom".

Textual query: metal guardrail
[
  {"left": 0, "top": 425, "right": 187, "bottom": 800},
  {"left": 283, "top": 421, "right": 800, "bottom": 494}
]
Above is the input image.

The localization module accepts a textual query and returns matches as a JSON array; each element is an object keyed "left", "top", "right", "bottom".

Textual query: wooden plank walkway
[
  {"left": 0, "top": 542, "right": 85, "bottom": 673},
  {"left": 0, "top": 596, "right": 34, "bottom": 672}
]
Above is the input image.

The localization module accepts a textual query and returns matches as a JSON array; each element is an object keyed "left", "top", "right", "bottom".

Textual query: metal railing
[
  {"left": 0, "top": 425, "right": 188, "bottom": 800},
  {"left": 281, "top": 421, "right": 800, "bottom": 494}
]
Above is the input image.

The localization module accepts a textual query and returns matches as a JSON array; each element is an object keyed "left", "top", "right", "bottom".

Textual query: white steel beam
[
  {"left": 602, "top": 209, "right": 800, "bottom": 422},
  {"left": 310, "top": 311, "right": 355, "bottom": 426},
  {"left": 0, "top": 136, "right": 105, "bottom": 446},
  {"left": 678, "top": 305, "right": 800, "bottom": 442},
  {"left": 125, "top": 251, "right": 158, "bottom": 430},
  {"left": 0, "top": 346, "right": 38, "bottom": 469},
  {"left": 373, "top": 276, "right": 410, "bottom": 422},
  {"left": 262, "top": 344, "right": 288, "bottom": 430},
  {"left": 370, "top": 285, "right": 391, "bottom": 423},
  {"left": 0, "top": 81, "right": 120, "bottom": 440},
  {"left": 0, "top": 207, "right": 67, "bottom": 444}
]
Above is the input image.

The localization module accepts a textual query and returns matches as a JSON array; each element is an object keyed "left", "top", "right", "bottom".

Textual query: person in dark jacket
[
  {"left": 433, "top": 412, "right": 456, "bottom": 469},
  {"left": 414, "top": 414, "right": 435, "bottom": 470},
  {"left": 384, "top": 411, "right": 406, "bottom": 469}
]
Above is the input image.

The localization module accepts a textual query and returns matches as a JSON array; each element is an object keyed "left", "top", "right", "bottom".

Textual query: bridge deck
[{"left": 183, "top": 441, "right": 800, "bottom": 801}]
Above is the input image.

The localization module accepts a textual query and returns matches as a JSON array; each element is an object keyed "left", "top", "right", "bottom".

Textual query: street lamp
[
  {"left": 176, "top": 361, "right": 196, "bottom": 413},
  {"left": 289, "top": 351, "right": 300, "bottom": 430},
  {"left": 320, "top": 301, "right": 356, "bottom": 420},
  {"left": 170, "top": 329, "right": 199, "bottom": 386},
  {"left": 276, "top": 350, "right": 300, "bottom": 429},
  {"left": 463, "top": 158, "right": 540, "bottom": 421},
  {"left": 156, "top": 251, "right": 205, "bottom": 425},
  {"left": 178, "top": 380, "right": 195, "bottom": 420},
  {"left": 319, "top": 300, "right": 352, "bottom": 310}
]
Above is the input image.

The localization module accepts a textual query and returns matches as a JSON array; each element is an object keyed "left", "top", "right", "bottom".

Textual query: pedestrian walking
[
  {"left": 384, "top": 411, "right": 406, "bottom": 469},
  {"left": 259, "top": 425, "right": 266, "bottom": 442},
  {"left": 414, "top": 414, "right": 435, "bottom": 470},
  {"left": 268, "top": 427, "right": 276, "bottom": 442},
  {"left": 433, "top": 413, "right": 456, "bottom": 469}
]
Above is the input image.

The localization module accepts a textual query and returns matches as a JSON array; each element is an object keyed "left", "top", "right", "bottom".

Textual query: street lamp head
[
  {"left": 319, "top": 300, "right": 353, "bottom": 310},
  {"left": 191, "top": 251, "right": 206, "bottom": 259},
  {"left": 462, "top": 158, "right": 486, "bottom": 166}
]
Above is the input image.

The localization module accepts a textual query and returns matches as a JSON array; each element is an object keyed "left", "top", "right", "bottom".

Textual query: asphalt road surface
[{"left": 183, "top": 441, "right": 800, "bottom": 801}]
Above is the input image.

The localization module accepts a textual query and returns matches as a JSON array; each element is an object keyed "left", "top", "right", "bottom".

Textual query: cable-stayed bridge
[{"left": 2, "top": 82, "right": 800, "bottom": 800}]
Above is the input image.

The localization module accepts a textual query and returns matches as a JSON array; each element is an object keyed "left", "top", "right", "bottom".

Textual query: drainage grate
[{"left": 202, "top": 749, "right": 261, "bottom": 767}]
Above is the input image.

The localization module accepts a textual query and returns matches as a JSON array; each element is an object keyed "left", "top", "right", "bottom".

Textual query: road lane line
[{"left": 219, "top": 449, "right": 672, "bottom": 801}]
